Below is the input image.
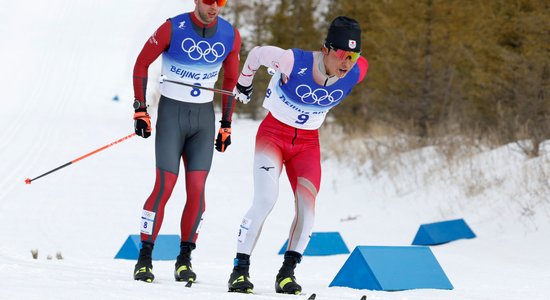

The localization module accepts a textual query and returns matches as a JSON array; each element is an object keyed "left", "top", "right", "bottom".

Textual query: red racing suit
[{"left": 133, "top": 12, "right": 241, "bottom": 245}]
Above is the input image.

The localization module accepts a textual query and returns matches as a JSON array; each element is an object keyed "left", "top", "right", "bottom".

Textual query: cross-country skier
[
  {"left": 131, "top": 0, "right": 240, "bottom": 283},
  {"left": 227, "top": 16, "right": 368, "bottom": 294}
]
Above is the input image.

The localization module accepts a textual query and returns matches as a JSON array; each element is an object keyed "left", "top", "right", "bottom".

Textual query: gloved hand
[
  {"left": 215, "top": 120, "right": 231, "bottom": 152},
  {"left": 233, "top": 82, "right": 253, "bottom": 104},
  {"left": 134, "top": 108, "right": 152, "bottom": 138}
]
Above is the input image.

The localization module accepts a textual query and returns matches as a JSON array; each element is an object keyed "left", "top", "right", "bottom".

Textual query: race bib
[
  {"left": 140, "top": 210, "right": 156, "bottom": 235},
  {"left": 237, "top": 217, "right": 252, "bottom": 244}
]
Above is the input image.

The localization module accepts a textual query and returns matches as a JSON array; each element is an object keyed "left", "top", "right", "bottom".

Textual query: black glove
[
  {"left": 233, "top": 82, "right": 253, "bottom": 104},
  {"left": 215, "top": 120, "right": 231, "bottom": 152},
  {"left": 134, "top": 108, "right": 151, "bottom": 138}
]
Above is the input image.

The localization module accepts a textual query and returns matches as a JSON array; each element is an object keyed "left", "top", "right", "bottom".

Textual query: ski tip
[
  {"left": 25, "top": 178, "right": 31, "bottom": 185},
  {"left": 307, "top": 293, "right": 317, "bottom": 300},
  {"left": 185, "top": 280, "right": 193, "bottom": 288},
  {"left": 360, "top": 295, "right": 367, "bottom": 300}
]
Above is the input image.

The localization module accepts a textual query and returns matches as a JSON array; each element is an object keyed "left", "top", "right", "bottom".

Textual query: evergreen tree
[{"left": 235, "top": 0, "right": 550, "bottom": 153}]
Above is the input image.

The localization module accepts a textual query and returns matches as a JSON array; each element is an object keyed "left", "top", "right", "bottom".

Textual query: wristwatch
[{"left": 133, "top": 100, "right": 146, "bottom": 110}]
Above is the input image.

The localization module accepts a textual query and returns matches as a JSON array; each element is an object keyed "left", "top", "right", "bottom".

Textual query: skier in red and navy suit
[
  {"left": 227, "top": 16, "right": 367, "bottom": 294},
  {"left": 131, "top": 0, "right": 240, "bottom": 284}
]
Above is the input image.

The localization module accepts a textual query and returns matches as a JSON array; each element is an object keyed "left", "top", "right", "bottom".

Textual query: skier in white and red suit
[{"left": 227, "top": 16, "right": 368, "bottom": 295}]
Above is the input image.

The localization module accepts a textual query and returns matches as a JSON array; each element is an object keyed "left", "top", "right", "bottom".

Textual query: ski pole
[
  {"left": 159, "top": 75, "right": 234, "bottom": 96},
  {"left": 25, "top": 132, "right": 136, "bottom": 185}
]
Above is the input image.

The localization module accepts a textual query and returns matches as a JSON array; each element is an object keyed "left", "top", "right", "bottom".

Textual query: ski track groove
[{"left": 0, "top": 43, "right": 58, "bottom": 209}]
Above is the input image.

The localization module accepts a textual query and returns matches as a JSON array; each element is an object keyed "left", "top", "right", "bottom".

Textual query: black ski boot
[
  {"left": 228, "top": 253, "right": 254, "bottom": 293},
  {"left": 174, "top": 242, "right": 197, "bottom": 283},
  {"left": 275, "top": 251, "right": 302, "bottom": 295},
  {"left": 134, "top": 242, "right": 154, "bottom": 283}
]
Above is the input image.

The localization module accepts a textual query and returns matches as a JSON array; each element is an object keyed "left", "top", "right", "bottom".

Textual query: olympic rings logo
[
  {"left": 295, "top": 84, "right": 344, "bottom": 106},
  {"left": 181, "top": 38, "right": 226, "bottom": 63}
]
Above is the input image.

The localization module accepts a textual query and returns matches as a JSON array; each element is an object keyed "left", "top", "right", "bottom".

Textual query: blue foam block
[
  {"left": 412, "top": 218, "right": 476, "bottom": 246},
  {"left": 114, "top": 234, "right": 180, "bottom": 260},
  {"left": 278, "top": 232, "right": 349, "bottom": 256},
  {"left": 329, "top": 246, "right": 453, "bottom": 291}
]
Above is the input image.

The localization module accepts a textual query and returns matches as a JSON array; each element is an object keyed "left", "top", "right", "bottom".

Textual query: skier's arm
[
  {"left": 219, "top": 28, "right": 241, "bottom": 122},
  {"left": 133, "top": 21, "right": 171, "bottom": 105},
  {"left": 237, "top": 46, "right": 294, "bottom": 87}
]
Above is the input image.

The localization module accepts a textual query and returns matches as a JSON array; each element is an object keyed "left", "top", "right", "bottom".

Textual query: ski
[
  {"left": 185, "top": 280, "right": 193, "bottom": 288},
  {"left": 234, "top": 291, "right": 312, "bottom": 298},
  {"left": 307, "top": 293, "right": 366, "bottom": 299}
]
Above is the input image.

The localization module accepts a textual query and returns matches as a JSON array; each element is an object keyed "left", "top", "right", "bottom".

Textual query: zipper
[{"left": 291, "top": 128, "right": 298, "bottom": 146}]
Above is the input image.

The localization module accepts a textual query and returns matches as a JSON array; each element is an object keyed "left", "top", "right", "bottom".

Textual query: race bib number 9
[{"left": 237, "top": 217, "right": 252, "bottom": 244}]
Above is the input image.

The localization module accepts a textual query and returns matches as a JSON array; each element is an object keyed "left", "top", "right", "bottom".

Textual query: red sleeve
[
  {"left": 220, "top": 28, "right": 241, "bottom": 122},
  {"left": 133, "top": 21, "right": 172, "bottom": 104},
  {"left": 356, "top": 56, "right": 368, "bottom": 83}
]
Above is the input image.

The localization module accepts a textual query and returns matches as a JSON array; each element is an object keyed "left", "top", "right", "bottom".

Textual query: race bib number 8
[
  {"left": 140, "top": 210, "right": 156, "bottom": 235},
  {"left": 191, "top": 83, "right": 201, "bottom": 97}
]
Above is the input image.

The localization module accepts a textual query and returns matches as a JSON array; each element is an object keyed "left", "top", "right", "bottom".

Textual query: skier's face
[
  {"left": 194, "top": 0, "right": 223, "bottom": 24},
  {"left": 323, "top": 47, "right": 359, "bottom": 78}
]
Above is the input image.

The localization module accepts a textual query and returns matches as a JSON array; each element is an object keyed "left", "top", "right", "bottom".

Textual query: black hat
[{"left": 324, "top": 16, "right": 361, "bottom": 52}]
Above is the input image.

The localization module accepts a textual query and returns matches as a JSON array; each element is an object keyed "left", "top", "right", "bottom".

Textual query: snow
[{"left": 1, "top": 1, "right": 549, "bottom": 299}]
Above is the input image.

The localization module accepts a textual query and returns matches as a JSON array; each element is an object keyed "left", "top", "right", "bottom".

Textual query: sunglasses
[
  {"left": 329, "top": 46, "right": 361, "bottom": 63},
  {"left": 202, "top": 0, "right": 227, "bottom": 6}
]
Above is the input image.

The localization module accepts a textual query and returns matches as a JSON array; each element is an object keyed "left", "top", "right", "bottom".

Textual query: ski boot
[
  {"left": 275, "top": 251, "right": 302, "bottom": 295},
  {"left": 134, "top": 242, "right": 155, "bottom": 283},
  {"left": 174, "top": 242, "right": 197, "bottom": 283},
  {"left": 228, "top": 253, "right": 254, "bottom": 293}
]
